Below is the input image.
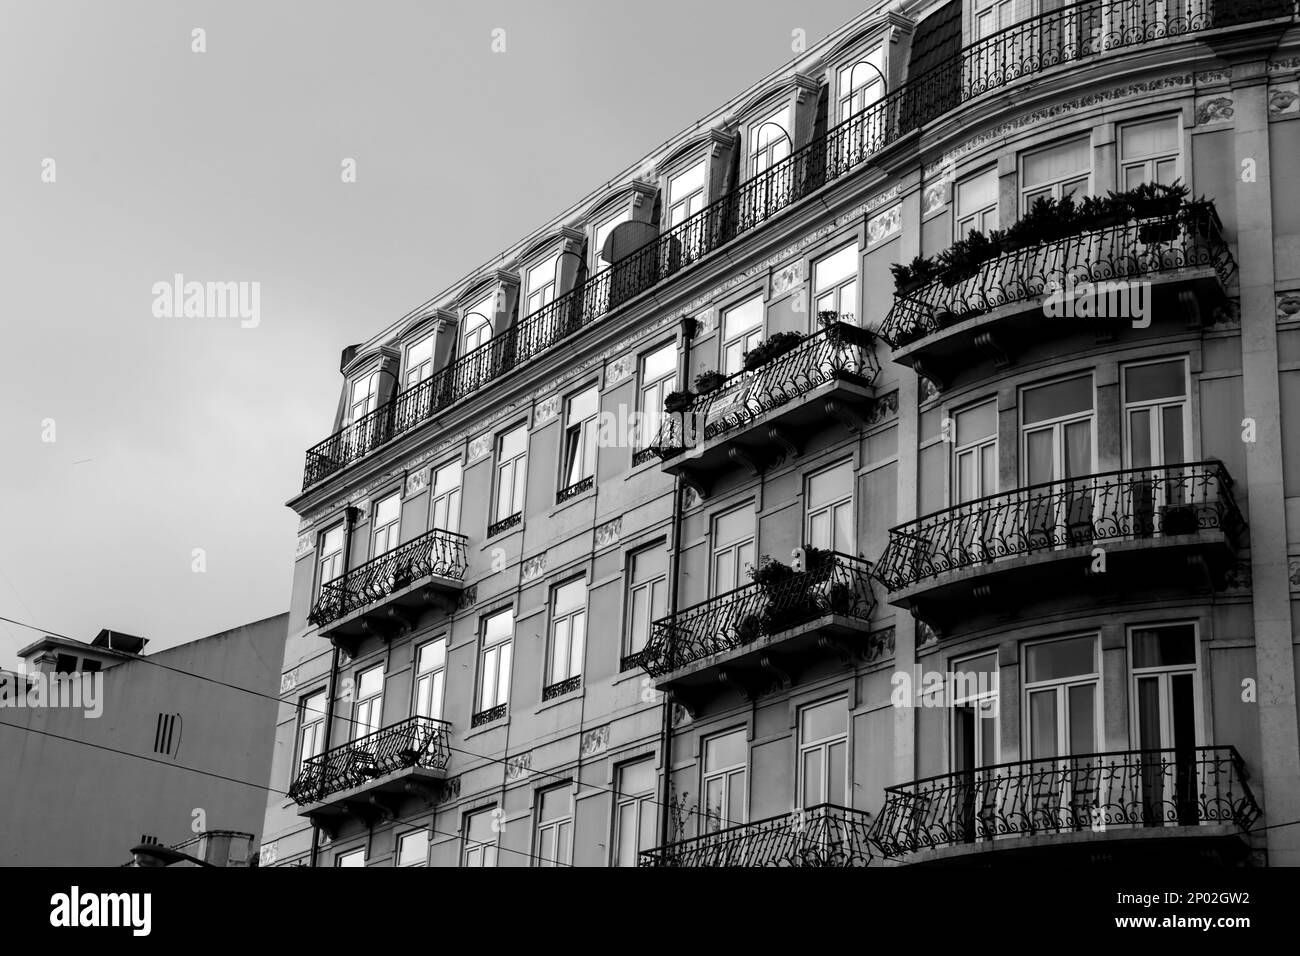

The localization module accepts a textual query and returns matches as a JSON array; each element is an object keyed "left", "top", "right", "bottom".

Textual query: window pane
[
  {"left": 467, "top": 808, "right": 495, "bottom": 844},
  {"left": 568, "top": 387, "right": 599, "bottom": 425},
  {"left": 616, "top": 804, "right": 636, "bottom": 865},
  {"left": 527, "top": 255, "right": 557, "bottom": 293},
  {"left": 499, "top": 426, "right": 527, "bottom": 460},
  {"left": 1023, "top": 375, "right": 1093, "bottom": 424},
  {"left": 496, "top": 642, "right": 511, "bottom": 704},
  {"left": 1068, "top": 684, "right": 1096, "bottom": 754},
  {"left": 433, "top": 461, "right": 462, "bottom": 496},
  {"left": 808, "top": 460, "right": 853, "bottom": 509},
  {"left": 828, "top": 741, "right": 846, "bottom": 804},
  {"left": 1063, "top": 420, "right": 1091, "bottom": 478},
  {"left": 554, "top": 579, "right": 586, "bottom": 614},
  {"left": 322, "top": 526, "right": 344, "bottom": 555},
  {"left": 801, "top": 749, "right": 823, "bottom": 806},
  {"left": 956, "top": 400, "right": 997, "bottom": 445},
  {"left": 800, "top": 697, "right": 846, "bottom": 743},
  {"left": 814, "top": 245, "right": 858, "bottom": 292},
  {"left": 632, "top": 545, "right": 667, "bottom": 583},
  {"left": 357, "top": 666, "right": 382, "bottom": 700},
  {"left": 1029, "top": 690, "right": 1057, "bottom": 759},
  {"left": 1125, "top": 360, "right": 1186, "bottom": 402},
  {"left": 642, "top": 343, "right": 676, "bottom": 383},
  {"left": 484, "top": 609, "right": 512, "bottom": 645},
  {"left": 398, "top": 830, "right": 428, "bottom": 866},
  {"left": 1129, "top": 409, "right": 1152, "bottom": 467},
  {"left": 980, "top": 444, "right": 997, "bottom": 497},
  {"left": 374, "top": 494, "right": 400, "bottom": 528},
  {"left": 1026, "top": 636, "right": 1095, "bottom": 683},
  {"left": 705, "top": 729, "right": 746, "bottom": 771},
  {"left": 723, "top": 297, "right": 763, "bottom": 340},
  {"left": 1120, "top": 117, "right": 1179, "bottom": 160},
  {"left": 714, "top": 504, "right": 754, "bottom": 546},
  {"left": 1132, "top": 624, "right": 1196, "bottom": 667},
  {"left": 619, "top": 758, "right": 655, "bottom": 795},
  {"left": 539, "top": 787, "right": 568, "bottom": 822},
  {"left": 669, "top": 162, "right": 705, "bottom": 205},
  {"left": 957, "top": 168, "right": 998, "bottom": 219},
  {"left": 1023, "top": 137, "right": 1090, "bottom": 188},
  {"left": 1161, "top": 405, "right": 1184, "bottom": 463},
  {"left": 418, "top": 638, "right": 446, "bottom": 673}
]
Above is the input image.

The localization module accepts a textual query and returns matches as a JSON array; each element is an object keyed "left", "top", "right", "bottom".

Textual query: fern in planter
[
  {"left": 664, "top": 389, "right": 695, "bottom": 413},
  {"left": 694, "top": 369, "right": 726, "bottom": 394},
  {"left": 890, "top": 255, "right": 939, "bottom": 295},
  {"left": 742, "top": 331, "right": 805, "bottom": 372}
]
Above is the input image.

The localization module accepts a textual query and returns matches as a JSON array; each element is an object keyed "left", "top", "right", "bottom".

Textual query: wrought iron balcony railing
[
  {"left": 288, "top": 716, "right": 451, "bottom": 806},
  {"left": 650, "top": 321, "right": 879, "bottom": 458},
  {"left": 470, "top": 703, "right": 507, "bottom": 728},
  {"left": 487, "top": 511, "right": 521, "bottom": 537},
  {"left": 542, "top": 675, "right": 581, "bottom": 700},
  {"left": 556, "top": 475, "right": 593, "bottom": 504},
  {"left": 869, "top": 746, "right": 1260, "bottom": 859},
  {"left": 300, "top": 0, "right": 1286, "bottom": 491},
  {"left": 639, "top": 552, "right": 875, "bottom": 679},
  {"left": 879, "top": 202, "right": 1236, "bottom": 349},
  {"left": 308, "top": 527, "right": 468, "bottom": 629},
  {"left": 874, "top": 461, "right": 1242, "bottom": 593},
  {"left": 640, "top": 804, "right": 874, "bottom": 867}
]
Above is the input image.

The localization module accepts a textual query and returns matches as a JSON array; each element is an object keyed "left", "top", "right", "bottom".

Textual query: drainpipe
[
  {"left": 309, "top": 504, "right": 360, "bottom": 868},
  {"left": 659, "top": 314, "right": 698, "bottom": 850}
]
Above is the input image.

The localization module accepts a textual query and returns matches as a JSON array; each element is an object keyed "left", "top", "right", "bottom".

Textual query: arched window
[
  {"left": 462, "top": 292, "right": 495, "bottom": 354},
  {"left": 837, "top": 50, "right": 885, "bottom": 120},
  {"left": 748, "top": 106, "right": 791, "bottom": 178}
]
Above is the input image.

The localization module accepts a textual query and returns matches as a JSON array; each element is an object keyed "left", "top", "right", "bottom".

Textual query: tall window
[
  {"left": 593, "top": 208, "right": 631, "bottom": 272},
  {"left": 431, "top": 460, "right": 462, "bottom": 534},
  {"left": 561, "top": 387, "right": 599, "bottom": 492},
  {"left": 952, "top": 651, "right": 999, "bottom": 772},
  {"left": 614, "top": 758, "right": 656, "bottom": 867},
  {"left": 1024, "top": 635, "right": 1098, "bottom": 760},
  {"left": 347, "top": 372, "right": 378, "bottom": 425},
  {"left": 463, "top": 808, "right": 498, "bottom": 867},
  {"left": 837, "top": 48, "right": 885, "bottom": 120},
  {"left": 414, "top": 637, "right": 447, "bottom": 721},
  {"left": 667, "top": 161, "right": 706, "bottom": 227},
  {"left": 534, "top": 786, "right": 573, "bottom": 867},
  {"left": 1131, "top": 623, "right": 1199, "bottom": 752},
  {"left": 371, "top": 492, "right": 401, "bottom": 557},
  {"left": 336, "top": 848, "right": 365, "bottom": 867},
  {"left": 548, "top": 579, "right": 587, "bottom": 688},
  {"left": 1020, "top": 136, "right": 1091, "bottom": 210},
  {"left": 748, "top": 105, "right": 791, "bottom": 178},
  {"left": 813, "top": 244, "right": 859, "bottom": 324},
  {"left": 1123, "top": 359, "right": 1188, "bottom": 469},
  {"left": 478, "top": 609, "right": 513, "bottom": 712},
  {"left": 525, "top": 254, "right": 559, "bottom": 314},
  {"left": 463, "top": 292, "right": 494, "bottom": 354},
  {"left": 953, "top": 399, "right": 998, "bottom": 504},
  {"left": 702, "top": 729, "right": 747, "bottom": 832},
  {"left": 354, "top": 665, "right": 384, "bottom": 740},
  {"left": 298, "top": 690, "right": 327, "bottom": 771},
  {"left": 1022, "top": 375, "right": 1094, "bottom": 544},
  {"left": 626, "top": 544, "right": 668, "bottom": 661},
  {"left": 637, "top": 342, "right": 676, "bottom": 455},
  {"left": 798, "top": 697, "right": 848, "bottom": 807},
  {"left": 721, "top": 296, "right": 764, "bottom": 375},
  {"left": 397, "top": 829, "right": 429, "bottom": 867},
  {"left": 317, "top": 524, "right": 344, "bottom": 597},
  {"left": 1119, "top": 116, "right": 1180, "bottom": 190},
  {"left": 974, "top": 0, "right": 1015, "bottom": 40},
  {"left": 806, "top": 460, "right": 853, "bottom": 553},
  {"left": 494, "top": 425, "right": 528, "bottom": 525},
  {"left": 712, "top": 503, "right": 756, "bottom": 593},
  {"left": 404, "top": 335, "right": 435, "bottom": 389},
  {"left": 956, "top": 167, "right": 999, "bottom": 238}
]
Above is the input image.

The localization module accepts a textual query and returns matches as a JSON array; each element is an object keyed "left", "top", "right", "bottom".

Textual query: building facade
[{"left": 262, "top": 0, "right": 1300, "bottom": 867}]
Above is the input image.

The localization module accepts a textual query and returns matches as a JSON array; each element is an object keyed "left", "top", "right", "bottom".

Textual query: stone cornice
[
  {"left": 656, "top": 129, "right": 735, "bottom": 176},
  {"left": 340, "top": 344, "right": 400, "bottom": 379}
]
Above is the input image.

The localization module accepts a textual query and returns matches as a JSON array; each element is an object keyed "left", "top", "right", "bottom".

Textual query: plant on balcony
[
  {"left": 937, "top": 237, "right": 979, "bottom": 287},
  {"left": 1125, "top": 179, "right": 1189, "bottom": 219},
  {"left": 736, "top": 613, "right": 762, "bottom": 645},
  {"left": 1077, "top": 194, "right": 1128, "bottom": 231},
  {"left": 694, "top": 369, "right": 726, "bottom": 394},
  {"left": 749, "top": 556, "right": 796, "bottom": 590},
  {"left": 742, "top": 331, "right": 804, "bottom": 372},
  {"left": 826, "top": 581, "right": 854, "bottom": 615},
  {"left": 798, "top": 544, "right": 835, "bottom": 573},
  {"left": 890, "top": 255, "right": 939, "bottom": 295},
  {"left": 664, "top": 389, "right": 696, "bottom": 413}
]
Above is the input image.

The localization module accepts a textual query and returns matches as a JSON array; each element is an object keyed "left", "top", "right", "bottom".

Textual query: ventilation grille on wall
[{"left": 153, "top": 713, "right": 181, "bottom": 756}]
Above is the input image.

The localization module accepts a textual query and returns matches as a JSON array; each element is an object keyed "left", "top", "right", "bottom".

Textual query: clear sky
[{"left": 0, "top": 0, "right": 872, "bottom": 668}]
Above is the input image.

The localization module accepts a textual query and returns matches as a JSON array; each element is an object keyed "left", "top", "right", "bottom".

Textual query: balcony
[
  {"left": 879, "top": 202, "right": 1236, "bottom": 388},
  {"left": 869, "top": 746, "right": 1260, "bottom": 865},
  {"left": 874, "top": 462, "right": 1242, "bottom": 635},
  {"left": 308, "top": 527, "right": 468, "bottom": 652},
  {"left": 639, "top": 552, "right": 876, "bottom": 704},
  {"left": 288, "top": 716, "right": 451, "bottom": 823},
  {"left": 640, "top": 804, "right": 874, "bottom": 867},
  {"left": 650, "top": 321, "right": 879, "bottom": 489}
]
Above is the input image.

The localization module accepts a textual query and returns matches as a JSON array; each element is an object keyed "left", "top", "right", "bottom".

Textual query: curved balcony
[
  {"left": 639, "top": 553, "right": 877, "bottom": 707},
  {"left": 298, "top": 0, "right": 1287, "bottom": 492},
  {"left": 869, "top": 746, "right": 1260, "bottom": 865},
  {"left": 308, "top": 527, "right": 468, "bottom": 653},
  {"left": 640, "top": 804, "right": 874, "bottom": 867},
  {"left": 879, "top": 203, "right": 1235, "bottom": 388},
  {"left": 650, "top": 321, "right": 879, "bottom": 491},
  {"left": 288, "top": 716, "right": 451, "bottom": 823},
  {"left": 874, "top": 462, "right": 1242, "bottom": 635}
]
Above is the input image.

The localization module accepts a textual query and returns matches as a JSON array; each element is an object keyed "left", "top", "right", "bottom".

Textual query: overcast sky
[{"left": 0, "top": 0, "right": 871, "bottom": 669}]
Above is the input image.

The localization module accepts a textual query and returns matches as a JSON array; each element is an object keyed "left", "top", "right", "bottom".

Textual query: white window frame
[
  {"left": 797, "top": 696, "right": 849, "bottom": 809},
  {"left": 593, "top": 207, "right": 632, "bottom": 272},
  {"left": 371, "top": 492, "right": 401, "bottom": 558},
  {"left": 666, "top": 159, "right": 707, "bottom": 227},
  {"left": 952, "top": 398, "right": 999, "bottom": 506},
  {"left": 950, "top": 650, "right": 1000, "bottom": 772},
  {"left": 335, "top": 848, "right": 365, "bottom": 867},
  {"left": 813, "top": 243, "right": 860, "bottom": 324},
  {"left": 462, "top": 292, "right": 495, "bottom": 354},
  {"left": 478, "top": 609, "right": 513, "bottom": 713},
  {"left": 805, "top": 459, "right": 854, "bottom": 554},
  {"left": 493, "top": 425, "right": 528, "bottom": 525},
  {"left": 524, "top": 254, "right": 560, "bottom": 315},
  {"left": 1019, "top": 136, "right": 1092, "bottom": 212},
  {"left": 711, "top": 503, "right": 756, "bottom": 595},
  {"left": 612, "top": 758, "right": 657, "bottom": 867},
  {"left": 955, "top": 166, "right": 1000, "bottom": 239},
  {"left": 1021, "top": 633, "right": 1102, "bottom": 761},
  {"left": 317, "top": 524, "right": 345, "bottom": 598},
  {"left": 1118, "top": 115, "right": 1182, "bottom": 191},
  {"left": 637, "top": 342, "right": 677, "bottom": 455},
  {"left": 1120, "top": 357, "right": 1191, "bottom": 471},
  {"left": 560, "top": 386, "right": 600, "bottom": 492},
  {"left": 625, "top": 543, "right": 668, "bottom": 660},
  {"left": 701, "top": 728, "right": 748, "bottom": 833},
  {"left": 721, "top": 295, "right": 764, "bottom": 376},
  {"left": 414, "top": 636, "right": 447, "bottom": 721},
  {"left": 403, "top": 334, "right": 435, "bottom": 389},
  {"left": 748, "top": 104, "right": 792, "bottom": 179},
  {"left": 354, "top": 664, "right": 384, "bottom": 740},
  {"left": 396, "top": 828, "right": 429, "bottom": 867},
  {"left": 547, "top": 578, "right": 587, "bottom": 687},
  {"left": 534, "top": 786, "right": 574, "bottom": 868},
  {"left": 297, "top": 690, "right": 327, "bottom": 772},
  {"left": 463, "top": 808, "right": 499, "bottom": 867},
  {"left": 1126, "top": 620, "right": 1203, "bottom": 751},
  {"left": 347, "top": 372, "right": 379, "bottom": 425},
  {"left": 430, "top": 459, "right": 463, "bottom": 535},
  {"left": 836, "top": 48, "right": 885, "bottom": 121}
]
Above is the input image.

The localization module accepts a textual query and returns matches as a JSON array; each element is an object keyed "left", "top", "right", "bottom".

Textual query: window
[
  {"left": 347, "top": 372, "right": 379, "bottom": 425},
  {"left": 637, "top": 342, "right": 677, "bottom": 455},
  {"left": 974, "top": 0, "right": 1015, "bottom": 40},
  {"left": 1024, "top": 635, "right": 1099, "bottom": 760},
  {"left": 593, "top": 208, "right": 631, "bottom": 272},
  {"left": 702, "top": 729, "right": 747, "bottom": 833},
  {"left": 397, "top": 829, "right": 429, "bottom": 867},
  {"left": 626, "top": 544, "right": 668, "bottom": 661},
  {"left": 81, "top": 659, "right": 101, "bottom": 674},
  {"left": 614, "top": 758, "right": 656, "bottom": 866},
  {"left": 1123, "top": 359, "right": 1188, "bottom": 470},
  {"left": 335, "top": 848, "right": 365, "bottom": 867},
  {"left": 525, "top": 254, "right": 559, "bottom": 314},
  {"left": 534, "top": 786, "right": 573, "bottom": 867},
  {"left": 798, "top": 697, "right": 848, "bottom": 807},
  {"left": 463, "top": 293, "right": 494, "bottom": 354},
  {"left": 478, "top": 609, "right": 513, "bottom": 712},
  {"left": 493, "top": 425, "right": 528, "bottom": 526},
  {"left": 298, "top": 690, "right": 327, "bottom": 771},
  {"left": 1119, "top": 116, "right": 1180, "bottom": 190},
  {"left": 667, "top": 161, "right": 706, "bottom": 227},
  {"left": 1131, "top": 623, "right": 1199, "bottom": 751},
  {"left": 548, "top": 579, "right": 587, "bottom": 687},
  {"left": 404, "top": 334, "right": 435, "bottom": 389},
  {"left": 953, "top": 400, "right": 998, "bottom": 504},
  {"left": 748, "top": 105, "right": 791, "bottom": 178},
  {"left": 721, "top": 296, "right": 764, "bottom": 375},
  {"left": 414, "top": 637, "right": 447, "bottom": 721},
  {"left": 712, "top": 503, "right": 756, "bottom": 593},
  {"left": 463, "top": 808, "right": 498, "bottom": 867},
  {"left": 354, "top": 665, "right": 384, "bottom": 740},
  {"left": 1020, "top": 137, "right": 1091, "bottom": 210},
  {"left": 1021, "top": 375, "right": 1095, "bottom": 544},
  {"left": 371, "top": 492, "right": 401, "bottom": 557},
  {"left": 952, "top": 652, "right": 999, "bottom": 772},
  {"left": 837, "top": 48, "right": 885, "bottom": 120},
  {"left": 55, "top": 654, "right": 77, "bottom": 675},
  {"left": 317, "top": 524, "right": 344, "bottom": 597},
  {"left": 813, "top": 244, "right": 859, "bottom": 324},
  {"left": 806, "top": 460, "right": 853, "bottom": 553},
  {"left": 431, "top": 460, "right": 463, "bottom": 534},
  {"left": 956, "top": 167, "right": 999, "bottom": 238},
  {"left": 561, "top": 387, "right": 599, "bottom": 492}
]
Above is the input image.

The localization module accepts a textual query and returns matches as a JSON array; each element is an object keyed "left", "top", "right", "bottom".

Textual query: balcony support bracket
[
  {"left": 678, "top": 470, "right": 711, "bottom": 502},
  {"left": 911, "top": 359, "right": 948, "bottom": 393},
  {"left": 817, "top": 634, "right": 856, "bottom": 668},
  {"left": 665, "top": 688, "right": 699, "bottom": 721},
  {"left": 973, "top": 331, "right": 1011, "bottom": 369},
  {"left": 760, "top": 654, "right": 793, "bottom": 692},
  {"left": 767, "top": 425, "right": 801, "bottom": 463},
  {"left": 726, "top": 445, "right": 764, "bottom": 478},
  {"left": 717, "top": 667, "right": 755, "bottom": 703},
  {"left": 824, "top": 397, "right": 870, "bottom": 434}
]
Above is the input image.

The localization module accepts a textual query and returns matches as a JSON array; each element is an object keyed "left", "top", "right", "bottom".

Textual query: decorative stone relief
[
  {"left": 694, "top": 307, "right": 716, "bottom": 337},
  {"left": 505, "top": 752, "right": 532, "bottom": 781},
  {"left": 867, "top": 204, "right": 901, "bottom": 245},
  {"left": 521, "top": 554, "right": 547, "bottom": 584},
  {"left": 921, "top": 176, "right": 948, "bottom": 217},
  {"left": 1277, "top": 292, "right": 1300, "bottom": 321},
  {"left": 534, "top": 395, "right": 561, "bottom": 426},
  {"left": 406, "top": 467, "right": 429, "bottom": 495},
  {"left": 1269, "top": 80, "right": 1299, "bottom": 116},
  {"left": 866, "top": 390, "right": 900, "bottom": 427},
  {"left": 441, "top": 775, "right": 462, "bottom": 801},
  {"left": 605, "top": 353, "right": 635, "bottom": 385},
  {"left": 865, "top": 626, "right": 896, "bottom": 663},
  {"left": 457, "top": 585, "right": 478, "bottom": 612},
  {"left": 1195, "top": 93, "right": 1234, "bottom": 125},
  {"left": 1194, "top": 69, "right": 1230, "bottom": 85},
  {"left": 353, "top": 500, "right": 370, "bottom": 524},
  {"left": 771, "top": 259, "right": 804, "bottom": 296},
  {"left": 682, "top": 486, "right": 703, "bottom": 510},
  {"left": 918, "top": 375, "right": 940, "bottom": 404},
  {"left": 580, "top": 725, "right": 609, "bottom": 758},
  {"left": 595, "top": 517, "right": 622, "bottom": 550},
  {"left": 468, "top": 433, "right": 493, "bottom": 463},
  {"left": 1269, "top": 56, "right": 1300, "bottom": 74},
  {"left": 294, "top": 535, "right": 313, "bottom": 559},
  {"left": 258, "top": 843, "right": 278, "bottom": 867},
  {"left": 1289, "top": 561, "right": 1300, "bottom": 589},
  {"left": 866, "top": 181, "right": 903, "bottom": 212},
  {"left": 1223, "top": 560, "right": 1252, "bottom": 592},
  {"left": 280, "top": 669, "right": 299, "bottom": 694}
]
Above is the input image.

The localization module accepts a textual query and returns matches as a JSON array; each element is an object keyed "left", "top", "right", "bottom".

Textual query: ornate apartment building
[{"left": 260, "top": 0, "right": 1300, "bottom": 867}]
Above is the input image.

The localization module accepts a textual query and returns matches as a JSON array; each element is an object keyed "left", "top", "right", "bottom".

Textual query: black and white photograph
[{"left": 3, "top": 0, "right": 1299, "bottom": 936}]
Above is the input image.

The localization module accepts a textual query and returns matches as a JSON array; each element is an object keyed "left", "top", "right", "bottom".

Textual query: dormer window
[
  {"left": 593, "top": 208, "right": 631, "bottom": 273},
  {"left": 667, "top": 160, "right": 706, "bottom": 227},
  {"left": 525, "top": 254, "right": 560, "bottom": 314},
  {"left": 347, "top": 372, "right": 379, "bottom": 425},
  {"left": 748, "top": 105, "right": 792, "bottom": 179},
  {"left": 836, "top": 47, "right": 885, "bottom": 121},
  {"left": 463, "top": 292, "right": 494, "bottom": 354},
  {"left": 404, "top": 334, "right": 435, "bottom": 388}
]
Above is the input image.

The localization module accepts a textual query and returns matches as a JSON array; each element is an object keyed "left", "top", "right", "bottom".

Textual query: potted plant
[
  {"left": 798, "top": 544, "right": 835, "bottom": 573},
  {"left": 826, "top": 581, "right": 854, "bottom": 615},
  {"left": 749, "top": 555, "right": 796, "bottom": 591},
  {"left": 664, "top": 389, "right": 695, "bottom": 414},
  {"left": 736, "top": 613, "right": 762, "bottom": 644},
  {"left": 1161, "top": 502, "right": 1200, "bottom": 536},
  {"left": 694, "top": 369, "right": 726, "bottom": 394},
  {"left": 742, "top": 331, "right": 804, "bottom": 372},
  {"left": 891, "top": 255, "right": 937, "bottom": 296}
]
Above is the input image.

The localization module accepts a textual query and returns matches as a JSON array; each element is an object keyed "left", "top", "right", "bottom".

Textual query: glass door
[
  {"left": 1024, "top": 636, "right": 1099, "bottom": 831},
  {"left": 1021, "top": 375, "right": 1094, "bottom": 550},
  {"left": 1132, "top": 624, "right": 1199, "bottom": 826},
  {"left": 952, "top": 652, "right": 999, "bottom": 843},
  {"left": 1123, "top": 359, "right": 1190, "bottom": 537}
]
